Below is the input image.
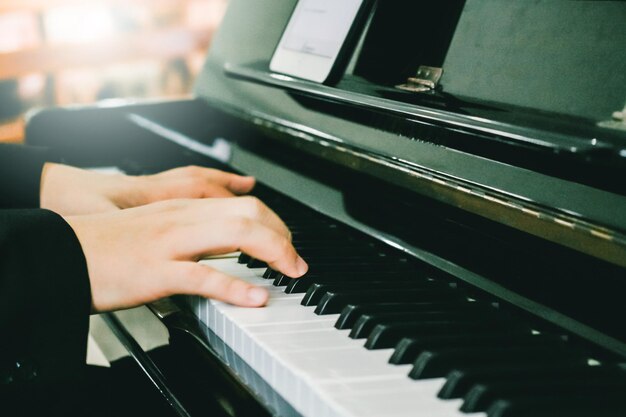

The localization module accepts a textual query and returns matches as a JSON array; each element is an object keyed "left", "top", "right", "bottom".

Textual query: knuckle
[{"left": 241, "top": 196, "right": 264, "bottom": 216}]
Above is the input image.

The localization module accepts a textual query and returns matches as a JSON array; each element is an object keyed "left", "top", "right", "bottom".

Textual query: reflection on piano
[{"left": 25, "top": 1, "right": 626, "bottom": 416}]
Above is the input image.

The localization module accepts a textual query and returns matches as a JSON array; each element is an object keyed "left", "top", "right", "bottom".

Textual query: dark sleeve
[
  {"left": 0, "top": 144, "right": 57, "bottom": 209},
  {"left": 0, "top": 209, "right": 92, "bottom": 387}
]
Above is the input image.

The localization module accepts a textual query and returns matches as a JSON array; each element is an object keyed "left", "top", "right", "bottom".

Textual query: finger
[
  {"left": 173, "top": 262, "right": 269, "bottom": 307},
  {"left": 189, "top": 167, "right": 255, "bottom": 195},
  {"left": 232, "top": 219, "right": 307, "bottom": 277},
  {"left": 172, "top": 218, "right": 306, "bottom": 277},
  {"left": 164, "top": 177, "right": 237, "bottom": 199},
  {"left": 199, "top": 184, "right": 236, "bottom": 198},
  {"left": 224, "top": 174, "right": 255, "bottom": 195},
  {"left": 152, "top": 167, "right": 254, "bottom": 197},
  {"left": 236, "top": 196, "right": 291, "bottom": 239}
]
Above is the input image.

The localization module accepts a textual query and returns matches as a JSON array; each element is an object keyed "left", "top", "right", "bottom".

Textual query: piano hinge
[
  {"left": 598, "top": 101, "right": 626, "bottom": 132},
  {"left": 396, "top": 66, "right": 443, "bottom": 93}
]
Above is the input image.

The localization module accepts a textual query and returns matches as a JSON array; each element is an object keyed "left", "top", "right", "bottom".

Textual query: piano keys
[{"left": 181, "top": 184, "right": 626, "bottom": 417}]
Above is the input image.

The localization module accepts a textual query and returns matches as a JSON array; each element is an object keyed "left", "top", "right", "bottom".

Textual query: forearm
[{"left": 0, "top": 209, "right": 91, "bottom": 385}]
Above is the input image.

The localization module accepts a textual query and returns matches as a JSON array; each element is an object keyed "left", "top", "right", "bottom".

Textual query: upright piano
[{"left": 26, "top": 1, "right": 626, "bottom": 416}]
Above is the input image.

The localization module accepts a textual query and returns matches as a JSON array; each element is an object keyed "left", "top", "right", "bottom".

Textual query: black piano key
[
  {"left": 409, "top": 346, "right": 583, "bottom": 380},
  {"left": 285, "top": 277, "right": 421, "bottom": 294},
  {"left": 335, "top": 301, "right": 471, "bottom": 330},
  {"left": 291, "top": 241, "right": 361, "bottom": 249},
  {"left": 301, "top": 281, "right": 439, "bottom": 306},
  {"left": 237, "top": 253, "right": 251, "bottom": 264},
  {"left": 298, "top": 234, "right": 350, "bottom": 242},
  {"left": 301, "top": 261, "right": 416, "bottom": 273},
  {"left": 462, "top": 378, "right": 626, "bottom": 413},
  {"left": 289, "top": 252, "right": 383, "bottom": 262},
  {"left": 366, "top": 320, "right": 524, "bottom": 350},
  {"left": 487, "top": 396, "right": 626, "bottom": 417},
  {"left": 285, "top": 220, "right": 340, "bottom": 228},
  {"left": 263, "top": 262, "right": 421, "bottom": 286},
  {"left": 290, "top": 238, "right": 349, "bottom": 246},
  {"left": 290, "top": 256, "right": 390, "bottom": 267},
  {"left": 349, "top": 309, "right": 500, "bottom": 339},
  {"left": 291, "top": 247, "right": 388, "bottom": 257},
  {"left": 264, "top": 268, "right": 279, "bottom": 279},
  {"left": 281, "top": 272, "right": 423, "bottom": 292},
  {"left": 392, "top": 331, "right": 549, "bottom": 365},
  {"left": 289, "top": 230, "right": 345, "bottom": 240},
  {"left": 314, "top": 288, "right": 463, "bottom": 315},
  {"left": 273, "top": 274, "right": 293, "bottom": 285},
  {"left": 439, "top": 363, "right": 620, "bottom": 400},
  {"left": 266, "top": 262, "right": 417, "bottom": 281},
  {"left": 247, "top": 258, "right": 267, "bottom": 268},
  {"left": 276, "top": 269, "right": 426, "bottom": 287}
]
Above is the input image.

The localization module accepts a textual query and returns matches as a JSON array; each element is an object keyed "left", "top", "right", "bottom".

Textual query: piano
[{"left": 25, "top": 1, "right": 626, "bottom": 416}]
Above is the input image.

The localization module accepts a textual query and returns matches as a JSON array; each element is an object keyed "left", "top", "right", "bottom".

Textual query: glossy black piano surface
[{"left": 25, "top": 1, "right": 626, "bottom": 416}]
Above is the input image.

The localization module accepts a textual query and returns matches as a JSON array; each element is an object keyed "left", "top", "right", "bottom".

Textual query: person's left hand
[{"left": 40, "top": 163, "right": 256, "bottom": 216}]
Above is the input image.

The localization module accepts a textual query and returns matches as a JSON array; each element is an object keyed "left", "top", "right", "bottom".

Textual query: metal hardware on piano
[{"left": 26, "top": 1, "right": 626, "bottom": 416}]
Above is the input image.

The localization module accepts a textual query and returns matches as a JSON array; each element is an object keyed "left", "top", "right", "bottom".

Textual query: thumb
[{"left": 173, "top": 262, "right": 268, "bottom": 307}]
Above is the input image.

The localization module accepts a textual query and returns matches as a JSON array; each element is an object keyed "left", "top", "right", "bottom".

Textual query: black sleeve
[
  {"left": 0, "top": 143, "right": 57, "bottom": 209},
  {"left": 0, "top": 209, "right": 92, "bottom": 387}
]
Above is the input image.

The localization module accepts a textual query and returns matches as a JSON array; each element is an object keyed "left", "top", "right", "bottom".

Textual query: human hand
[
  {"left": 65, "top": 197, "right": 308, "bottom": 313},
  {"left": 41, "top": 163, "right": 255, "bottom": 216}
]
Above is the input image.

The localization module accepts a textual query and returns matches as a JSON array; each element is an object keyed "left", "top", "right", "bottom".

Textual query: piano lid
[{"left": 192, "top": 0, "right": 626, "bottom": 267}]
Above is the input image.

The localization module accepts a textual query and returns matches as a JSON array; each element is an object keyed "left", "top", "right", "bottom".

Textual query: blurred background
[{"left": 0, "top": 0, "right": 229, "bottom": 143}]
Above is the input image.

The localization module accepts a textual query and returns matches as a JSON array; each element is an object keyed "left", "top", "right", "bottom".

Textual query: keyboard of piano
[{"left": 183, "top": 186, "right": 626, "bottom": 417}]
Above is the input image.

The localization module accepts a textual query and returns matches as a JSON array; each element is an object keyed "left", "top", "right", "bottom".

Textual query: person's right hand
[{"left": 64, "top": 196, "right": 308, "bottom": 313}]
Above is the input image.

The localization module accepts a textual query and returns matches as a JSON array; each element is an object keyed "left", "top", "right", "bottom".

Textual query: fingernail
[
  {"left": 296, "top": 256, "right": 308, "bottom": 276},
  {"left": 247, "top": 287, "right": 268, "bottom": 305}
]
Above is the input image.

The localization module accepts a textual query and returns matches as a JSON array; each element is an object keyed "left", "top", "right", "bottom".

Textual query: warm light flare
[{"left": 44, "top": 4, "right": 116, "bottom": 44}]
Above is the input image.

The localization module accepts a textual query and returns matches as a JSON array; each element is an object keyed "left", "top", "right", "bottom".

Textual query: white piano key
[
  {"left": 279, "top": 347, "right": 411, "bottom": 382},
  {"left": 254, "top": 328, "right": 365, "bottom": 352},
  {"left": 329, "top": 387, "right": 464, "bottom": 417},
  {"left": 320, "top": 375, "right": 445, "bottom": 397},
  {"left": 244, "top": 319, "right": 339, "bottom": 335},
  {"left": 317, "top": 375, "right": 467, "bottom": 417},
  {"left": 217, "top": 300, "right": 338, "bottom": 327}
]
